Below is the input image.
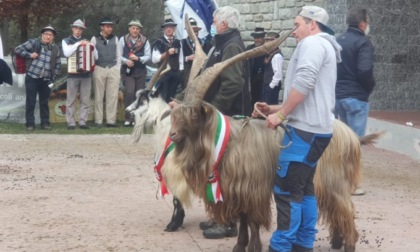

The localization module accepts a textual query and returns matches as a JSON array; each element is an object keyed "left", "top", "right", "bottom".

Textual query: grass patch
[{"left": 0, "top": 121, "right": 135, "bottom": 135}]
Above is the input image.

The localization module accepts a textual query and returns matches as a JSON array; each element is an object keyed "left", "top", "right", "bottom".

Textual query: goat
[
  {"left": 130, "top": 15, "right": 383, "bottom": 252},
  {"left": 126, "top": 60, "right": 193, "bottom": 232}
]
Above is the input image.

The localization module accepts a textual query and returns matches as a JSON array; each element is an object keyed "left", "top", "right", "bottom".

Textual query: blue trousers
[
  {"left": 335, "top": 97, "right": 369, "bottom": 137},
  {"left": 269, "top": 126, "right": 332, "bottom": 252}
]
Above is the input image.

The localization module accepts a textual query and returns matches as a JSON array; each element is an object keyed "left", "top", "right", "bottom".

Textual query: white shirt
[{"left": 269, "top": 53, "right": 284, "bottom": 88}]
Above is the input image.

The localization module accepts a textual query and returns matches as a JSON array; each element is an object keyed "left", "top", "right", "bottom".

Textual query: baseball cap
[{"left": 299, "top": 6, "right": 335, "bottom": 35}]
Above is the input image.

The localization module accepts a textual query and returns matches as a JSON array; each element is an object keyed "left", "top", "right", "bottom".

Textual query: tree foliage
[{"left": 0, "top": 0, "right": 84, "bottom": 42}]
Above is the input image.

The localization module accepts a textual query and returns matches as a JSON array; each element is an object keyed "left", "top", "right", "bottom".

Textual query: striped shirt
[{"left": 15, "top": 38, "right": 61, "bottom": 81}]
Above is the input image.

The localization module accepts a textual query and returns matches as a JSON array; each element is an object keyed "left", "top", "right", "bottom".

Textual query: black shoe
[
  {"left": 106, "top": 123, "right": 118, "bottom": 128},
  {"left": 27, "top": 126, "right": 34, "bottom": 132},
  {"left": 41, "top": 125, "right": 52, "bottom": 130},
  {"left": 79, "top": 125, "right": 90, "bottom": 129},
  {"left": 95, "top": 123, "right": 103, "bottom": 128},
  {"left": 292, "top": 244, "right": 314, "bottom": 252},
  {"left": 67, "top": 125, "right": 75, "bottom": 130},
  {"left": 202, "top": 223, "right": 238, "bottom": 239},
  {"left": 199, "top": 220, "right": 216, "bottom": 230}
]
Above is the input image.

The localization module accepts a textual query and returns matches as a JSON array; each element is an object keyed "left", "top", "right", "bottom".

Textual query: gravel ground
[{"left": 0, "top": 134, "right": 419, "bottom": 252}]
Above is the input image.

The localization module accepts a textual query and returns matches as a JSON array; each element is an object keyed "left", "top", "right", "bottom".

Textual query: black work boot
[
  {"left": 199, "top": 219, "right": 216, "bottom": 230},
  {"left": 203, "top": 221, "right": 238, "bottom": 239},
  {"left": 292, "top": 244, "right": 313, "bottom": 252}
]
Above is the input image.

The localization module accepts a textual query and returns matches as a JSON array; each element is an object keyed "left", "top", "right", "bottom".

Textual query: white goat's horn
[
  {"left": 185, "top": 27, "right": 296, "bottom": 102},
  {"left": 183, "top": 13, "right": 208, "bottom": 95}
]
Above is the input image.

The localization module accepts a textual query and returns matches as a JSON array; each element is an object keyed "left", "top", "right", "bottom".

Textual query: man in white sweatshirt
[{"left": 252, "top": 6, "right": 342, "bottom": 252}]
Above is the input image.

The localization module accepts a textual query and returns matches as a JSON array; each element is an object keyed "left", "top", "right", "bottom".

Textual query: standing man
[
  {"left": 91, "top": 17, "right": 121, "bottom": 128},
  {"left": 181, "top": 18, "right": 211, "bottom": 90},
  {"left": 335, "top": 7, "right": 375, "bottom": 196},
  {"left": 262, "top": 31, "right": 284, "bottom": 105},
  {"left": 62, "top": 19, "right": 98, "bottom": 130},
  {"left": 198, "top": 6, "right": 251, "bottom": 239},
  {"left": 119, "top": 19, "right": 151, "bottom": 126},
  {"left": 335, "top": 7, "right": 375, "bottom": 137},
  {"left": 15, "top": 25, "right": 61, "bottom": 131},
  {"left": 246, "top": 27, "right": 266, "bottom": 107},
  {"left": 253, "top": 6, "right": 342, "bottom": 252},
  {"left": 152, "top": 18, "right": 183, "bottom": 103}
]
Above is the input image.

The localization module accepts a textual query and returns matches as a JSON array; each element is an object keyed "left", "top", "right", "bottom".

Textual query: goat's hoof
[
  {"left": 164, "top": 209, "right": 185, "bottom": 232},
  {"left": 344, "top": 244, "right": 356, "bottom": 252},
  {"left": 331, "top": 235, "right": 343, "bottom": 249},
  {"left": 232, "top": 244, "right": 246, "bottom": 252}
]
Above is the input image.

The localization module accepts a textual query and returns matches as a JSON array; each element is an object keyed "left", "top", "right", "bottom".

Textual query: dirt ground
[{"left": 0, "top": 134, "right": 419, "bottom": 252}]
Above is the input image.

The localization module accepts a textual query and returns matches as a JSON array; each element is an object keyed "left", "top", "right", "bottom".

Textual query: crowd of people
[{"left": 12, "top": 4, "right": 375, "bottom": 251}]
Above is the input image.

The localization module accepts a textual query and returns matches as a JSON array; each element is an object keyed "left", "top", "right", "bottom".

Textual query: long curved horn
[
  {"left": 146, "top": 54, "right": 171, "bottom": 90},
  {"left": 183, "top": 13, "right": 208, "bottom": 93},
  {"left": 184, "top": 28, "right": 296, "bottom": 103}
]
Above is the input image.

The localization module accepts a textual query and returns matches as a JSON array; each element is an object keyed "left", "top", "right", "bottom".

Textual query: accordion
[{"left": 68, "top": 43, "right": 95, "bottom": 74}]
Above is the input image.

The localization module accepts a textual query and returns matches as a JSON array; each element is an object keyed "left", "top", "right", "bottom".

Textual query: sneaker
[
  {"left": 106, "top": 123, "right": 118, "bottom": 128},
  {"left": 123, "top": 121, "right": 131, "bottom": 127},
  {"left": 79, "top": 125, "right": 90, "bottom": 129},
  {"left": 27, "top": 126, "right": 34, "bottom": 132},
  {"left": 95, "top": 123, "right": 103, "bottom": 128},
  {"left": 352, "top": 187, "right": 366, "bottom": 196},
  {"left": 41, "top": 125, "right": 52, "bottom": 130},
  {"left": 67, "top": 125, "right": 75, "bottom": 130}
]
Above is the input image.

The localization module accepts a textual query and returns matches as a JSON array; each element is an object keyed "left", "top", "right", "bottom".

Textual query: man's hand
[
  {"left": 129, "top": 54, "right": 139, "bottom": 62},
  {"left": 186, "top": 55, "right": 194, "bottom": 62},
  {"left": 126, "top": 59, "right": 135, "bottom": 67},
  {"left": 30, "top": 52, "right": 39, "bottom": 59},
  {"left": 168, "top": 48, "right": 177, "bottom": 55},
  {"left": 266, "top": 113, "right": 283, "bottom": 130},
  {"left": 168, "top": 100, "right": 178, "bottom": 109},
  {"left": 252, "top": 102, "right": 270, "bottom": 118}
]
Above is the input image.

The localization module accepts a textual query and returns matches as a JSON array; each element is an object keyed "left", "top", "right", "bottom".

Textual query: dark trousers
[
  {"left": 263, "top": 83, "right": 281, "bottom": 105},
  {"left": 158, "top": 69, "right": 181, "bottom": 103},
  {"left": 25, "top": 75, "right": 51, "bottom": 127},
  {"left": 250, "top": 73, "right": 264, "bottom": 107},
  {"left": 123, "top": 67, "right": 147, "bottom": 121}
]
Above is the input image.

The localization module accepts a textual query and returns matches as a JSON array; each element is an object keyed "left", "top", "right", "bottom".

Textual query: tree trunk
[
  {"left": 19, "top": 15, "right": 29, "bottom": 43},
  {"left": 1, "top": 19, "right": 9, "bottom": 56}
]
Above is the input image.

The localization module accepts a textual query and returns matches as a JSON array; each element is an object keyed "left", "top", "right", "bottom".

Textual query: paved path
[{"left": 0, "top": 134, "right": 419, "bottom": 251}]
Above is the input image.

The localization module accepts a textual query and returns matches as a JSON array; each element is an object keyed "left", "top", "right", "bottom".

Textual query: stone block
[
  {"left": 278, "top": 8, "right": 292, "bottom": 20},
  {"left": 263, "top": 14, "right": 274, "bottom": 21},
  {"left": 239, "top": 4, "right": 251, "bottom": 14},
  {"left": 254, "top": 14, "right": 264, "bottom": 22},
  {"left": 260, "top": 2, "right": 271, "bottom": 13},
  {"left": 244, "top": 14, "right": 255, "bottom": 22}
]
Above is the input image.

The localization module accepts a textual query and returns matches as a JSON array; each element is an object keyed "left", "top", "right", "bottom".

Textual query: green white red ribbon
[
  {"left": 153, "top": 111, "right": 230, "bottom": 203},
  {"left": 206, "top": 111, "right": 230, "bottom": 203},
  {"left": 154, "top": 137, "right": 174, "bottom": 197}
]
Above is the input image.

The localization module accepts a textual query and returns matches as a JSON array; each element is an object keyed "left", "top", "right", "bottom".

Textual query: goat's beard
[{"left": 170, "top": 103, "right": 218, "bottom": 197}]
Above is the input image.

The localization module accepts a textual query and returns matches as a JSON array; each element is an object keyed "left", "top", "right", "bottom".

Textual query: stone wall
[{"left": 212, "top": 0, "right": 420, "bottom": 111}]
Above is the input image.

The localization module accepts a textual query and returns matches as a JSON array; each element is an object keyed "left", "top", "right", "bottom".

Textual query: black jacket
[
  {"left": 203, "top": 29, "right": 251, "bottom": 116},
  {"left": 336, "top": 27, "right": 376, "bottom": 102}
]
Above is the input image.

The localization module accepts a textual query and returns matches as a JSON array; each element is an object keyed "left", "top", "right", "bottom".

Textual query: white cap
[{"left": 299, "top": 6, "right": 334, "bottom": 35}]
